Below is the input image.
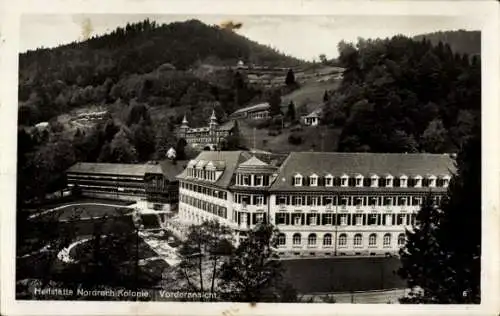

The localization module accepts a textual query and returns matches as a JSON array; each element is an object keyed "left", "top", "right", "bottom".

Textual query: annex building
[
  {"left": 175, "top": 151, "right": 454, "bottom": 257},
  {"left": 66, "top": 160, "right": 186, "bottom": 212},
  {"left": 176, "top": 110, "right": 237, "bottom": 150}
]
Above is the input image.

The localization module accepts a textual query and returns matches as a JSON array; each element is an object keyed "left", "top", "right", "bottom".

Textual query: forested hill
[
  {"left": 414, "top": 30, "right": 480, "bottom": 56},
  {"left": 18, "top": 19, "right": 304, "bottom": 123}
]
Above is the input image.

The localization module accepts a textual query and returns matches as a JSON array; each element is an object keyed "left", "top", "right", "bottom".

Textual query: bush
[{"left": 288, "top": 133, "right": 303, "bottom": 145}]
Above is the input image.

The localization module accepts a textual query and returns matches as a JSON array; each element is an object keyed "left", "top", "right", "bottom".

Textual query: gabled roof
[
  {"left": 239, "top": 156, "right": 269, "bottom": 167},
  {"left": 176, "top": 151, "right": 252, "bottom": 188},
  {"left": 218, "top": 120, "right": 236, "bottom": 131},
  {"left": 269, "top": 152, "right": 455, "bottom": 192},
  {"left": 237, "top": 155, "right": 277, "bottom": 173},
  {"left": 231, "top": 102, "right": 270, "bottom": 115}
]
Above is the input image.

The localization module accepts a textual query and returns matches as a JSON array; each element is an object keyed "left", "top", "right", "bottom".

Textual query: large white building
[{"left": 176, "top": 151, "right": 454, "bottom": 257}]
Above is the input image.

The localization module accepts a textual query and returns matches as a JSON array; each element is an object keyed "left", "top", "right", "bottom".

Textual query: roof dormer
[
  {"left": 340, "top": 174, "right": 349, "bottom": 187},
  {"left": 370, "top": 174, "right": 379, "bottom": 188},
  {"left": 428, "top": 175, "right": 437, "bottom": 188},
  {"left": 325, "top": 173, "right": 333, "bottom": 187},
  {"left": 385, "top": 174, "right": 394, "bottom": 188},
  {"left": 414, "top": 175, "right": 423, "bottom": 188},
  {"left": 400, "top": 174, "right": 408, "bottom": 188},
  {"left": 310, "top": 173, "right": 318, "bottom": 187},
  {"left": 293, "top": 173, "right": 303, "bottom": 186},
  {"left": 442, "top": 175, "right": 451, "bottom": 188},
  {"left": 355, "top": 174, "right": 364, "bottom": 187}
]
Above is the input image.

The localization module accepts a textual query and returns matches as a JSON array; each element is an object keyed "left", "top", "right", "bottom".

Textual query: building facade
[
  {"left": 176, "top": 110, "right": 237, "bottom": 149},
  {"left": 176, "top": 151, "right": 454, "bottom": 257},
  {"left": 66, "top": 160, "right": 186, "bottom": 212}
]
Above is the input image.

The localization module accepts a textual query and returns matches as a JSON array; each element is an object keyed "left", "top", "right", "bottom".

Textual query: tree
[
  {"left": 421, "top": 119, "right": 448, "bottom": 153},
  {"left": 285, "top": 69, "right": 295, "bottom": 86},
  {"left": 268, "top": 90, "right": 282, "bottom": 116},
  {"left": 323, "top": 90, "right": 329, "bottom": 103},
  {"left": 177, "top": 220, "right": 234, "bottom": 300},
  {"left": 398, "top": 124, "right": 480, "bottom": 303},
  {"left": 109, "top": 129, "right": 138, "bottom": 163},
  {"left": 219, "top": 223, "right": 297, "bottom": 302},
  {"left": 130, "top": 119, "right": 155, "bottom": 162},
  {"left": 319, "top": 54, "right": 327, "bottom": 64},
  {"left": 287, "top": 101, "right": 296, "bottom": 122}
]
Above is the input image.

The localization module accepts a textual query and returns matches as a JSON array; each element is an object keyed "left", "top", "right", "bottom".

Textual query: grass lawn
[{"left": 282, "top": 257, "right": 405, "bottom": 294}]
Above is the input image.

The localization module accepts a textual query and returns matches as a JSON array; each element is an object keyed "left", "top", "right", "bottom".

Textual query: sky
[{"left": 20, "top": 14, "right": 481, "bottom": 61}]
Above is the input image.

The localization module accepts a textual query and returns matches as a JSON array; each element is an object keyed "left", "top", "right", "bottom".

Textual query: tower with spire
[
  {"left": 209, "top": 109, "right": 219, "bottom": 145},
  {"left": 179, "top": 114, "right": 189, "bottom": 138}
]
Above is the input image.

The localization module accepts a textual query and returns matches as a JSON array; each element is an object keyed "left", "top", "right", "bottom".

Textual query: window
[
  {"left": 354, "top": 234, "right": 363, "bottom": 247},
  {"left": 278, "top": 233, "right": 286, "bottom": 245},
  {"left": 293, "top": 214, "right": 302, "bottom": 225},
  {"left": 355, "top": 175, "right": 364, "bottom": 187},
  {"left": 340, "top": 214, "right": 348, "bottom": 225},
  {"left": 383, "top": 234, "right": 391, "bottom": 247},
  {"left": 338, "top": 234, "right": 347, "bottom": 246},
  {"left": 442, "top": 176, "right": 451, "bottom": 188},
  {"left": 371, "top": 175, "right": 379, "bottom": 187},
  {"left": 400, "top": 175, "right": 408, "bottom": 188},
  {"left": 397, "top": 214, "right": 405, "bottom": 225},
  {"left": 323, "top": 234, "right": 332, "bottom": 246},
  {"left": 384, "top": 197, "right": 393, "bottom": 206},
  {"left": 325, "top": 175, "right": 333, "bottom": 186},
  {"left": 398, "top": 197, "right": 407, "bottom": 206},
  {"left": 323, "top": 214, "right": 333, "bottom": 225},
  {"left": 369, "top": 233, "right": 377, "bottom": 246},
  {"left": 386, "top": 175, "right": 394, "bottom": 187},
  {"left": 398, "top": 233, "right": 405, "bottom": 247},
  {"left": 368, "top": 197, "right": 377, "bottom": 206},
  {"left": 308, "top": 233, "right": 317, "bottom": 245},
  {"left": 354, "top": 214, "right": 363, "bottom": 226},
  {"left": 428, "top": 175, "right": 437, "bottom": 188},
  {"left": 367, "top": 214, "right": 377, "bottom": 225},
  {"left": 254, "top": 175, "right": 263, "bottom": 186},
  {"left": 275, "top": 213, "right": 287, "bottom": 225},
  {"left": 293, "top": 196, "right": 303, "bottom": 206},
  {"left": 293, "top": 233, "right": 301, "bottom": 245},
  {"left": 341, "top": 175, "right": 349, "bottom": 187},
  {"left": 354, "top": 197, "right": 363, "bottom": 206},
  {"left": 414, "top": 175, "right": 422, "bottom": 188},
  {"left": 278, "top": 196, "right": 287, "bottom": 205},
  {"left": 310, "top": 196, "right": 319, "bottom": 206},
  {"left": 294, "top": 174, "right": 303, "bottom": 186},
  {"left": 243, "top": 175, "right": 250, "bottom": 186},
  {"left": 308, "top": 214, "right": 318, "bottom": 226},
  {"left": 256, "top": 213, "right": 264, "bottom": 223},
  {"left": 310, "top": 174, "right": 318, "bottom": 186},
  {"left": 255, "top": 196, "right": 264, "bottom": 206}
]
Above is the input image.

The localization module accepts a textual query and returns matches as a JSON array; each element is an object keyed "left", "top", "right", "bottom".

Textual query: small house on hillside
[{"left": 301, "top": 108, "right": 322, "bottom": 126}]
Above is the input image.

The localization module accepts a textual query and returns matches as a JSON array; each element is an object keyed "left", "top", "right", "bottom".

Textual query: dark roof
[
  {"left": 67, "top": 161, "right": 187, "bottom": 181},
  {"left": 269, "top": 152, "right": 455, "bottom": 192},
  {"left": 158, "top": 160, "right": 189, "bottom": 180},
  {"left": 67, "top": 162, "right": 161, "bottom": 177},
  {"left": 176, "top": 151, "right": 252, "bottom": 188}
]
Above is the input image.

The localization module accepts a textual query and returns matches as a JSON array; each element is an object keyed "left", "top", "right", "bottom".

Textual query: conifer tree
[{"left": 398, "top": 124, "right": 480, "bottom": 303}]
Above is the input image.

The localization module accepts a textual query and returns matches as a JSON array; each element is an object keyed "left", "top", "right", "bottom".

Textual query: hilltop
[
  {"left": 413, "top": 30, "right": 480, "bottom": 56},
  {"left": 18, "top": 19, "right": 306, "bottom": 126}
]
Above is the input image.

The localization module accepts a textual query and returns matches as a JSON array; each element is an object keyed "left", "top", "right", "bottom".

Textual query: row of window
[
  {"left": 279, "top": 232, "right": 406, "bottom": 247},
  {"left": 68, "top": 178, "right": 145, "bottom": 189},
  {"left": 292, "top": 174, "right": 450, "bottom": 188},
  {"left": 275, "top": 195, "right": 441, "bottom": 207},
  {"left": 235, "top": 174, "right": 272, "bottom": 187},
  {"left": 69, "top": 183, "right": 145, "bottom": 195},
  {"left": 234, "top": 193, "right": 266, "bottom": 206},
  {"left": 180, "top": 195, "right": 228, "bottom": 219},
  {"left": 185, "top": 168, "right": 219, "bottom": 182},
  {"left": 274, "top": 213, "right": 416, "bottom": 226},
  {"left": 180, "top": 182, "right": 228, "bottom": 200}
]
